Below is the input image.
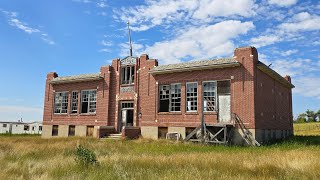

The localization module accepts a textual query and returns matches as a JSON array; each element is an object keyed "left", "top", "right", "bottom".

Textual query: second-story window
[
  {"left": 121, "top": 66, "right": 135, "bottom": 85},
  {"left": 54, "top": 92, "right": 68, "bottom": 114}
]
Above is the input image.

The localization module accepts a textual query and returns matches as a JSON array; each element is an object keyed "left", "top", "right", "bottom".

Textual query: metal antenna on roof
[{"left": 127, "top": 21, "right": 133, "bottom": 57}]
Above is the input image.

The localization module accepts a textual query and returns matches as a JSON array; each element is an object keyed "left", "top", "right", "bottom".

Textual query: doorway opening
[{"left": 120, "top": 101, "right": 134, "bottom": 132}]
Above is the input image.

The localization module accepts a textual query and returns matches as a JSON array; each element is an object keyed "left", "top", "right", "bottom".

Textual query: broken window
[
  {"left": 121, "top": 66, "right": 135, "bottom": 84},
  {"left": 24, "top": 125, "right": 29, "bottom": 131},
  {"left": 39, "top": 126, "right": 42, "bottom": 131},
  {"left": 203, "top": 81, "right": 216, "bottom": 111},
  {"left": 170, "top": 84, "right": 181, "bottom": 111},
  {"left": 68, "top": 125, "right": 75, "bottom": 136},
  {"left": 52, "top": 125, "right": 58, "bottom": 136},
  {"left": 3, "top": 124, "right": 7, "bottom": 128},
  {"left": 159, "top": 85, "right": 170, "bottom": 112},
  {"left": 71, "top": 91, "right": 78, "bottom": 114},
  {"left": 186, "top": 82, "right": 198, "bottom": 111},
  {"left": 54, "top": 92, "right": 68, "bottom": 114},
  {"left": 81, "top": 90, "right": 97, "bottom": 113}
]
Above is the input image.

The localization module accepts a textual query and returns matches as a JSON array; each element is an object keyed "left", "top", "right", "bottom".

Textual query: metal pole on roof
[{"left": 127, "top": 21, "right": 133, "bottom": 57}]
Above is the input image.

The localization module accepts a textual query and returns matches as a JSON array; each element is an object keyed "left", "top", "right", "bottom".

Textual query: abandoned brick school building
[{"left": 42, "top": 46, "right": 294, "bottom": 145}]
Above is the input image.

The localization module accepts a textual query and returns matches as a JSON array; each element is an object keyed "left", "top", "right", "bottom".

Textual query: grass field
[
  {"left": 0, "top": 135, "right": 320, "bottom": 180},
  {"left": 294, "top": 122, "right": 320, "bottom": 136}
]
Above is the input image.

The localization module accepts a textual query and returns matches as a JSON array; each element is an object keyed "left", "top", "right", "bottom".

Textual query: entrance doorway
[{"left": 120, "top": 102, "right": 134, "bottom": 131}]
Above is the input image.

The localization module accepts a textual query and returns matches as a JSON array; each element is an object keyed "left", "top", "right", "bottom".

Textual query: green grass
[
  {"left": 294, "top": 122, "right": 320, "bottom": 136},
  {"left": 0, "top": 136, "right": 320, "bottom": 179}
]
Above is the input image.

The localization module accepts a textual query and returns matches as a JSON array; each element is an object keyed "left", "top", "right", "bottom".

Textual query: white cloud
[
  {"left": 100, "top": 40, "right": 112, "bottom": 46},
  {"left": 119, "top": 42, "right": 146, "bottom": 57},
  {"left": 115, "top": 0, "right": 255, "bottom": 31},
  {"left": 99, "top": 48, "right": 111, "bottom": 53},
  {"left": 142, "top": 20, "right": 254, "bottom": 64},
  {"left": 268, "top": 0, "right": 298, "bottom": 7},
  {"left": 250, "top": 35, "right": 281, "bottom": 48},
  {"left": 97, "top": 2, "right": 107, "bottom": 8},
  {"left": 192, "top": 0, "right": 255, "bottom": 20},
  {"left": 279, "top": 12, "right": 320, "bottom": 32},
  {"left": 280, "top": 49, "right": 298, "bottom": 56},
  {"left": 1, "top": 10, "right": 55, "bottom": 45},
  {"left": 72, "top": 0, "right": 91, "bottom": 3}
]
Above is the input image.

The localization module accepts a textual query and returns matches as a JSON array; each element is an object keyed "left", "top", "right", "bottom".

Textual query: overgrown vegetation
[
  {"left": 0, "top": 135, "right": 320, "bottom": 179},
  {"left": 75, "top": 145, "right": 98, "bottom": 167}
]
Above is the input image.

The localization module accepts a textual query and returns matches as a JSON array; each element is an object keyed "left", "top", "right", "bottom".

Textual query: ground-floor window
[
  {"left": 39, "top": 126, "right": 42, "bottom": 131},
  {"left": 54, "top": 92, "right": 68, "bottom": 114},
  {"left": 68, "top": 125, "right": 75, "bottom": 136},
  {"left": 52, "top": 125, "right": 59, "bottom": 136},
  {"left": 159, "top": 85, "right": 170, "bottom": 112},
  {"left": 203, "top": 81, "right": 216, "bottom": 111},
  {"left": 81, "top": 90, "right": 97, "bottom": 113}
]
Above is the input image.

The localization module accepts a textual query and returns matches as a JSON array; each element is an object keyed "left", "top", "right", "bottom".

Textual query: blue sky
[{"left": 0, "top": 0, "right": 319, "bottom": 122}]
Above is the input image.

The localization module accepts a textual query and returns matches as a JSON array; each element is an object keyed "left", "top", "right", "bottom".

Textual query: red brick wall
[
  {"left": 139, "top": 47, "right": 258, "bottom": 129},
  {"left": 42, "top": 66, "right": 111, "bottom": 126},
  {"left": 255, "top": 69, "right": 293, "bottom": 130}
]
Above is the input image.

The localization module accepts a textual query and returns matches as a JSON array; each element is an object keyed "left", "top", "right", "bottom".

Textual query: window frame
[
  {"left": 71, "top": 91, "right": 79, "bottom": 114},
  {"left": 121, "top": 65, "right": 135, "bottom": 85},
  {"left": 80, "top": 89, "right": 97, "bottom": 114},
  {"left": 158, "top": 83, "right": 182, "bottom": 112},
  {"left": 54, "top": 91, "right": 69, "bottom": 114},
  {"left": 186, "top": 82, "right": 198, "bottom": 112},
  {"left": 170, "top": 83, "right": 182, "bottom": 112},
  {"left": 202, "top": 81, "right": 217, "bottom": 112}
]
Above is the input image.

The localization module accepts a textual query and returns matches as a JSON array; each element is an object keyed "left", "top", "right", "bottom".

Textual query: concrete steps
[{"left": 103, "top": 133, "right": 122, "bottom": 140}]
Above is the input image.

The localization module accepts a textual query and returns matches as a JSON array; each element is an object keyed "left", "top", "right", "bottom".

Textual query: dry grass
[
  {"left": 0, "top": 136, "right": 320, "bottom": 180},
  {"left": 294, "top": 122, "right": 320, "bottom": 136}
]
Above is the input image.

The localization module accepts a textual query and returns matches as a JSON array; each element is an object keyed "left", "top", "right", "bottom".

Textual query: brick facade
[{"left": 42, "top": 46, "right": 294, "bottom": 144}]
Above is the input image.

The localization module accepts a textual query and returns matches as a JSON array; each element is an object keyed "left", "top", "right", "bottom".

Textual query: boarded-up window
[
  {"left": 68, "top": 125, "right": 75, "bottom": 136},
  {"left": 217, "top": 81, "right": 230, "bottom": 95},
  {"left": 52, "top": 125, "right": 59, "bottom": 136},
  {"left": 87, "top": 126, "right": 94, "bottom": 137}
]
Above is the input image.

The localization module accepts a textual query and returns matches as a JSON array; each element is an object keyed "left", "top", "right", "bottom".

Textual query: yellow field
[
  {"left": 0, "top": 136, "right": 320, "bottom": 179},
  {"left": 294, "top": 122, "right": 320, "bottom": 136}
]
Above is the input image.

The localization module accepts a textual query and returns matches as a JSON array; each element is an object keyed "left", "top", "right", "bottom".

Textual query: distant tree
[
  {"left": 305, "top": 109, "right": 317, "bottom": 122},
  {"left": 295, "top": 113, "right": 307, "bottom": 123}
]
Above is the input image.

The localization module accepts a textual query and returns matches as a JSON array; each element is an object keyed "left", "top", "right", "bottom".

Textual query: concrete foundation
[
  {"left": 75, "top": 126, "right": 87, "bottom": 137},
  {"left": 42, "top": 125, "right": 52, "bottom": 138},
  {"left": 141, "top": 126, "right": 158, "bottom": 139},
  {"left": 59, "top": 125, "right": 69, "bottom": 137}
]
